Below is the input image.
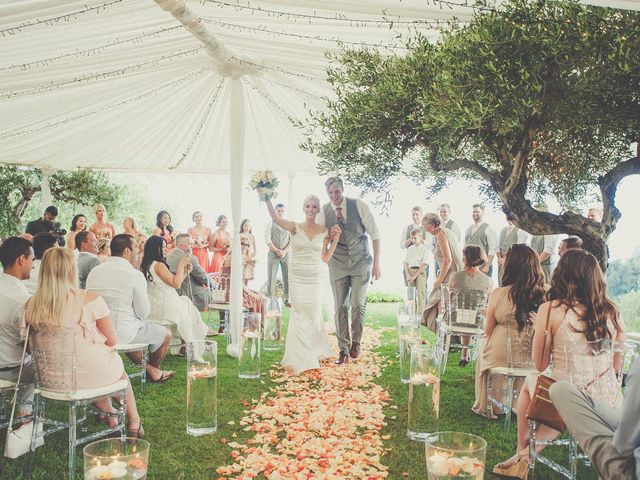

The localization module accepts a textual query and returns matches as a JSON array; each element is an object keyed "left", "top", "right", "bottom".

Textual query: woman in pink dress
[
  {"left": 151, "top": 210, "right": 175, "bottom": 251},
  {"left": 209, "top": 214, "right": 230, "bottom": 273},
  {"left": 89, "top": 204, "right": 117, "bottom": 241},
  {"left": 66, "top": 214, "right": 87, "bottom": 250},
  {"left": 187, "top": 211, "right": 212, "bottom": 273},
  {"left": 23, "top": 248, "right": 144, "bottom": 437}
]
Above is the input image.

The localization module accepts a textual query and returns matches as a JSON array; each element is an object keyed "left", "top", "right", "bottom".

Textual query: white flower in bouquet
[
  {"left": 248, "top": 169, "right": 279, "bottom": 201},
  {"left": 194, "top": 235, "right": 206, "bottom": 248}
]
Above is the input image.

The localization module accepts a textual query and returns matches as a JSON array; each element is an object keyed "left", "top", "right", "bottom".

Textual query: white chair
[
  {"left": 437, "top": 289, "right": 487, "bottom": 374},
  {"left": 528, "top": 339, "right": 633, "bottom": 479},
  {"left": 487, "top": 317, "right": 536, "bottom": 435},
  {"left": 28, "top": 329, "right": 128, "bottom": 480}
]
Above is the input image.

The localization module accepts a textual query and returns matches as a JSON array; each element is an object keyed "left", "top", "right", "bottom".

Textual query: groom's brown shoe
[
  {"left": 335, "top": 352, "right": 349, "bottom": 365},
  {"left": 349, "top": 342, "right": 361, "bottom": 360}
]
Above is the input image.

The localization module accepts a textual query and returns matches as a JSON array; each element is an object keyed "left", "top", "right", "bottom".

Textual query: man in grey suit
[
  {"left": 167, "top": 234, "right": 208, "bottom": 311},
  {"left": 317, "top": 177, "right": 381, "bottom": 365},
  {"left": 265, "top": 203, "right": 291, "bottom": 307},
  {"left": 464, "top": 204, "right": 497, "bottom": 277},
  {"left": 550, "top": 357, "right": 640, "bottom": 480},
  {"left": 76, "top": 230, "right": 100, "bottom": 288}
]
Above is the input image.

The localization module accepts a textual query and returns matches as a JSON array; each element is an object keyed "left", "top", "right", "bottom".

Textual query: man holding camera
[{"left": 25, "top": 206, "right": 66, "bottom": 246}]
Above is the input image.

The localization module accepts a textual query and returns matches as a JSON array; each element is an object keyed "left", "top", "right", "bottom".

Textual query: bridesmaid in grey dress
[{"left": 421, "top": 212, "right": 463, "bottom": 331}]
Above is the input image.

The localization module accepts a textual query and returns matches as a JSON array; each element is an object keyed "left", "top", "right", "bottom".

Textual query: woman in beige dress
[{"left": 472, "top": 244, "right": 545, "bottom": 418}]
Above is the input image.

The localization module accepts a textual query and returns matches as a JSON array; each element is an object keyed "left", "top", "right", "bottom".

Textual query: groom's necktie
[{"left": 335, "top": 206, "right": 345, "bottom": 225}]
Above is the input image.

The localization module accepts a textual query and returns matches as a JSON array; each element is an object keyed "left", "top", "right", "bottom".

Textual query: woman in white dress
[
  {"left": 263, "top": 195, "right": 341, "bottom": 373},
  {"left": 140, "top": 235, "right": 209, "bottom": 355}
]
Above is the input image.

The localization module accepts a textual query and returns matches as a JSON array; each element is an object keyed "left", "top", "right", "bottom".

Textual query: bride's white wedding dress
[{"left": 281, "top": 224, "right": 334, "bottom": 373}]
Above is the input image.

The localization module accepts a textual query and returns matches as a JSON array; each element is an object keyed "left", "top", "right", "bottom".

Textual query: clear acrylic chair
[
  {"left": 207, "top": 272, "right": 231, "bottom": 335},
  {"left": 528, "top": 339, "right": 631, "bottom": 479},
  {"left": 28, "top": 329, "right": 128, "bottom": 480},
  {"left": 487, "top": 317, "right": 536, "bottom": 436},
  {"left": 438, "top": 288, "right": 487, "bottom": 375}
]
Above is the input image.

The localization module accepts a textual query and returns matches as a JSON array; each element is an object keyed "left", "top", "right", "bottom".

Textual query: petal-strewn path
[{"left": 216, "top": 329, "right": 391, "bottom": 479}]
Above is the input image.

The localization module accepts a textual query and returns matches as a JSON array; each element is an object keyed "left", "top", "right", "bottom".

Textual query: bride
[{"left": 263, "top": 195, "right": 341, "bottom": 373}]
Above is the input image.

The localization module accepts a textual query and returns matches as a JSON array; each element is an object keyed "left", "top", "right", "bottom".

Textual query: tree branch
[
  {"left": 503, "top": 122, "right": 537, "bottom": 197},
  {"left": 598, "top": 156, "right": 640, "bottom": 233},
  {"left": 427, "top": 146, "right": 497, "bottom": 187}
]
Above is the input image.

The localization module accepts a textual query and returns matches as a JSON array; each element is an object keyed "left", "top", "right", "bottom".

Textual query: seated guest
[
  {"left": 471, "top": 244, "right": 544, "bottom": 417},
  {"left": 167, "top": 234, "right": 209, "bottom": 311},
  {"left": 97, "top": 237, "right": 111, "bottom": 262},
  {"left": 494, "top": 249, "right": 625, "bottom": 478},
  {"left": 141, "top": 236, "right": 209, "bottom": 351},
  {"left": 558, "top": 236, "right": 583, "bottom": 256},
  {"left": 448, "top": 245, "right": 493, "bottom": 367},
  {"left": 0, "top": 237, "right": 36, "bottom": 414},
  {"left": 23, "top": 248, "right": 144, "bottom": 437},
  {"left": 222, "top": 246, "right": 266, "bottom": 322},
  {"left": 76, "top": 230, "right": 100, "bottom": 288},
  {"left": 24, "top": 232, "right": 58, "bottom": 294},
  {"left": 87, "top": 234, "right": 173, "bottom": 383},
  {"left": 550, "top": 357, "right": 640, "bottom": 480},
  {"left": 66, "top": 214, "right": 87, "bottom": 252}
]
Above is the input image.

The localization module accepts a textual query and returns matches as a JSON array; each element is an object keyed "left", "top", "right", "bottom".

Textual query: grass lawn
[{"left": 1, "top": 304, "right": 586, "bottom": 479}]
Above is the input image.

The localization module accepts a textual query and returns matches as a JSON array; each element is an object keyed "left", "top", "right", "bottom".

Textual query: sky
[{"left": 114, "top": 171, "right": 640, "bottom": 296}]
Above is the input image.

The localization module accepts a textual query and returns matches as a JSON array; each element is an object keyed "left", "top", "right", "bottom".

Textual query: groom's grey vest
[
  {"left": 270, "top": 222, "right": 290, "bottom": 250},
  {"left": 323, "top": 198, "right": 370, "bottom": 269},
  {"left": 465, "top": 222, "right": 490, "bottom": 253}
]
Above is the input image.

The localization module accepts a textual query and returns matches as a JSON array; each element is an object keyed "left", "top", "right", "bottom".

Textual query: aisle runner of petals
[{"left": 216, "top": 329, "right": 391, "bottom": 479}]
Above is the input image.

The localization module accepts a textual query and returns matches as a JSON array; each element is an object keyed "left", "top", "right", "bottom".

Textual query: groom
[{"left": 318, "top": 177, "right": 381, "bottom": 364}]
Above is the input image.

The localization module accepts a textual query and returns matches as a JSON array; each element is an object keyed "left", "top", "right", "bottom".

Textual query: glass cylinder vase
[
  {"left": 186, "top": 340, "right": 218, "bottom": 436},
  {"left": 425, "top": 431, "right": 486, "bottom": 479},
  {"left": 398, "top": 320, "right": 419, "bottom": 384},
  {"left": 84, "top": 438, "right": 150, "bottom": 480},
  {"left": 408, "top": 345, "right": 441, "bottom": 441},
  {"left": 263, "top": 298, "right": 282, "bottom": 351},
  {"left": 239, "top": 312, "right": 261, "bottom": 379}
]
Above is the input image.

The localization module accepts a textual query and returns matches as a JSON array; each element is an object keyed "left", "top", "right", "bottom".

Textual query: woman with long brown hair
[
  {"left": 472, "top": 244, "right": 545, "bottom": 417},
  {"left": 494, "top": 249, "right": 625, "bottom": 478}
]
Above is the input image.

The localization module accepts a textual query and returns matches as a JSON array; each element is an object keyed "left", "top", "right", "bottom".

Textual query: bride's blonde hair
[
  {"left": 25, "top": 248, "right": 78, "bottom": 331},
  {"left": 302, "top": 195, "right": 320, "bottom": 210}
]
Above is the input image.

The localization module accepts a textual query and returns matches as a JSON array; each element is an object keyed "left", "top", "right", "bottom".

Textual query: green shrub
[{"left": 366, "top": 291, "right": 402, "bottom": 303}]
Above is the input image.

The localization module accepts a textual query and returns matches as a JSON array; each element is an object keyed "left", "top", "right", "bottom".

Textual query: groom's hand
[{"left": 372, "top": 262, "right": 381, "bottom": 280}]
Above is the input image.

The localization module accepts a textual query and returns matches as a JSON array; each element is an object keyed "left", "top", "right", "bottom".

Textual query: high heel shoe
[
  {"left": 492, "top": 456, "right": 529, "bottom": 479},
  {"left": 127, "top": 419, "right": 145, "bottom": 439}
]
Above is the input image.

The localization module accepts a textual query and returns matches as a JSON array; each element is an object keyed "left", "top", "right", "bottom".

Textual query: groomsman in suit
[
  {"left": 317, "top": 177, "right": 381, "bottom": 365},
  {"left": 464, "top": 204, "right": 497, "bottom": 277},
  {"left": 530, "top": 233, "right": 558, "bottom": 282},
  {"left": 497, "top": 213, "right": 528, "bottom": 284},
  {"left": 434, "top": 203, "right": 461, "bottom": 275},
  {"left": 167, "top": 234, "right": 209, "bottom": 311},
  {"left": 265, "top": 203, "right": 291, "bottom": 307},
  {"left": 400, "top": 206, "right": 426, "bottom": 285}
]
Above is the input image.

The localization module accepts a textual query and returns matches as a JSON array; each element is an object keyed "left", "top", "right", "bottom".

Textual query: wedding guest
[
  {"left": 24, "top": 248, "right": 144, "bottom": 437},
  {"left": 167, "top": 234, "right": 208, "bottom": 311},
  {"left": 400, "top": 206, "right": 426, "bottom": 286},
  {"left": 66, "top": 214, "right": 87, "bottom": 251},
  {"left": 449, "top": 245, "right": 493, "bottom": 367},
  {"left": 135, "top": 235, "right": 147, "bottom": 271},
  {"left": 240, "top": 232, "right": 256, "bottom": 286},
  {"left": 494, "top": 249, "right": 625, "bottom": 478},
  {"left": 264, "top": 205, "right": 291, "bottom": 306},
  {"left": 122, "top": 216, "right": 145, "bottom": 248},
  {"left": 152, "top": 210, "right": 175, "bottom": 251},
  {"left": 222, "top": 246, "right": 266, "bottom": 322},
  {"left": 0, "top": 237, "right": 36, "bottom": 414},
  {"left": 239, "top": 219, "right": 257, "bottom": 254},
  {"left": 497, "top": 214, "right": 528, "bottom": 285},
  {"left": 141, "top": 236, "right": 209, "bottom": 351},
  {"left": 471, "top": 244, "right": 544, "bottom": 416},
  {"left": 97, "top": 238, "right": 111, "bottom": 262},
  {"left": 403, "top": 228, "right": 429, "bottom": 314},
  {"left": 587, "top": 207, "right": 603, "bottom": 222},
  {"left": 87, "top": 234, "right": 173, "bottom": 383},
  {"left": 558, "top": 236, "right": 583, "bottom": 256},
  {"left": 530, "top": 233, "right": 558, "bottom": 283},
  {"left": 24, "top": 232, "right": 58, "bottom": 294},
  {"left": 550, "top": 356, "right": 640, "bottom": 480},
  {"left": 439, "top": 203, "right": 462, "bottom": 241},
  {"left": 209, "top": 214, "right": 230, "bottom": 273},
  {"left": 89, "top": 204, "right": 117, "bottom": 241},
  {"left": 76, "top": 231, "right": 100, "bottom": 289},
  {"left": 421, "top": 212, "right": 463, "bottom": 331},
  {"left": 187, "top": 211, "right": 211, "bottom": 273},
  {"left": 464, "top": 204, "right": 497, "bottom": 277}
]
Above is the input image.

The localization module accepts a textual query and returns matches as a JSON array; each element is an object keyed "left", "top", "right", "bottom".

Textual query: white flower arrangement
[{"left": 249, "top": 170, "right": 279, "bottom": 201}]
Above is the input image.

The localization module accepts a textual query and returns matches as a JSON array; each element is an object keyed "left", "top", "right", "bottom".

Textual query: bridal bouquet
[
  {"left": 194, "top": 235, "right": 207, "bottom": 249},
  {"left": 249, "top": 170, "right": 279, "bottom": 201}
]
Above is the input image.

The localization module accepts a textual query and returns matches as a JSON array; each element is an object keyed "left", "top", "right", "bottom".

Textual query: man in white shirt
[
  {"left": 434, "top": 203, "right": 461, "bottom": 276},
  {"left": 400, "top": 206, "right": 427, "bottom": 286},
  {"left": 0, "top": 237, "right": 36, "bottom": 412},
  {"left": 86, "top": 234, "right": 173, "bottom": 383},
  {"left": 464, "top": 204, "right": 498, "bottom": 277},
  {"left": 404, "top": 228, "right": 429, "bottom": 313},
  {"left": 317, "top": 177, "right": 381, "bottom": 364},
  {"left": 265, "top": 203, "right": 292, "bottom": 307},
  {"left": 76, "top": 230, "right": 100, "bottom": 289},
  {"left": 23, "top": 232, "right": 58, "bottom": 294}
]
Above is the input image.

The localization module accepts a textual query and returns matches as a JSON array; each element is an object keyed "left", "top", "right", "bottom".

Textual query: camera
[{"left": 52, "top": 222, "right": 67, "bottom": 237}]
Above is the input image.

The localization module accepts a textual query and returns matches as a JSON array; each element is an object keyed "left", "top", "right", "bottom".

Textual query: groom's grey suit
[{"left": 321, "top": 198, "right": 379, "bottom": 355}]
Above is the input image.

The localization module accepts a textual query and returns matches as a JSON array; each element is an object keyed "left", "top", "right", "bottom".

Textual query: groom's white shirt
[{"left": 316, "top": 197, "right": 381, "bottom": 240}]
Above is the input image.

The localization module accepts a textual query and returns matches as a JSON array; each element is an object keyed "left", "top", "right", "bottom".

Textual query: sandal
[
  {"left": 149, "top": 370, "right": 175, "bottom": 383},
  {"left": 493, "top": 454, "right": 529, "bottom": 479},
  {"left": 127, "top": 418, "right": 145, "bottom": 439}
]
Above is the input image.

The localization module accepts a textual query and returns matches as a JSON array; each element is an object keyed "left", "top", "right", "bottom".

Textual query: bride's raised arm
[
  {"left": 322, "top": 225, "right": 341, "bottom": 263},
  {"left": 264, "top": 198, "right": 296, "bottom": 234}
]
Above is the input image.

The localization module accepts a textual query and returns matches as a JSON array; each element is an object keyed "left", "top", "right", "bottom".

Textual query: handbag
[
  {"left": 525, "top": 307, "right": 566, "bottom": 432},
  {"left": 4, "top": 325, "right": 44, "bottom": 459}
]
